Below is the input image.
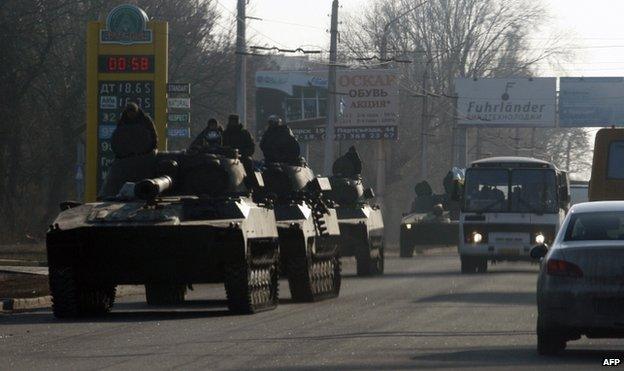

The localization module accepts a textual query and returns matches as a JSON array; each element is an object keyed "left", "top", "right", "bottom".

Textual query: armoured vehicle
[
  {"left": 46, "top": 148, "right": 280, "bottom": 318},
  {"left": 400, "top": 169, "right": 463, "bottom": 258},
  {"left": 262, "top": 160, "right": 342, "bottom": 302},
  {"left": 327, "top": 176, "right": 384, "bottom": 276}
]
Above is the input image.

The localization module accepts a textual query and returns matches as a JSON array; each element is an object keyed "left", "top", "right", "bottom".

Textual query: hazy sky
[{"left": 216, "top": 0, "right": 624, "bottom": 77}]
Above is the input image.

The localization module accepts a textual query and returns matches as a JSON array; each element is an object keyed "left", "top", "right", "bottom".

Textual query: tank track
[
  {"left": 356, "top": 242, "right": 384, "bottom": 276},
  {"left": 224, "top": 261, "right": 279, "bottom": 314},
  {"left": 287, "top": 254, "right": 341, "bottom": 302},
  {"left": 49, "top": 266, "right": 116, "bottom": 318}
]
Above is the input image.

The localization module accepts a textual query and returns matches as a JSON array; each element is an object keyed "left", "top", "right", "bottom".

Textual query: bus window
[
  {"left": 510, "top": 169, "right": 557, "bottom": 213},
  {"left": 607, "top": 141, "right": 624, "bottom": 179},
  {"left": 464, "top": 169, "right": 508, "bottom": 213}
]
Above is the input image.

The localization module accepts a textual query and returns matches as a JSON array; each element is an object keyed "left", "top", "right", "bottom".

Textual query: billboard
[
  {"left": 455, "top": 78, "right": 556, "bottom": 127},
  {"left": 255, "top": 69, "right": 399, "bottom": 141},
  {"left": 335, "top": 69, "right": 399, "bottom": 139},
  {"left": 559, "top": 77, "right": 624, "bottom": 127}
]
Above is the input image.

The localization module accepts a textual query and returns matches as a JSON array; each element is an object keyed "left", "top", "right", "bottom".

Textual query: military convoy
[
  {"left": 47, "top": 148, "right": 280, "bottom": 318},
  {"left": 46, "top": 119, "right": 389, "bottom": 318}
]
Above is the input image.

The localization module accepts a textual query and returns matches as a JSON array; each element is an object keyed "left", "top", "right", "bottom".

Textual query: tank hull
[
  {"left": 399, "top": 212, "right": 459, "bottom": 257},
  {"left": 336, "top": 206, "right": 384, "bottom": 276},
  {"left": 273, "top": 203, "right": 342, "bottom": 302},
  {"left": 46, "top": 198, "right": 280, "bottom": 317}
]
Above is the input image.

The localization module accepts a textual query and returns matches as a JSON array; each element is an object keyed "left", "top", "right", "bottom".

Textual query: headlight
[
  {"left": 405, "top": 223, "right": 412, "bottom": 230},
  {"left": 472, "top": 232, "right": 483, "bottom": 243},
  {"left": 535, "top": 233, "right": 545, "bottom": 244}
]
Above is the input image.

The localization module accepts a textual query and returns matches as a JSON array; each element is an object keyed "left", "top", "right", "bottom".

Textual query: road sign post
[{"left": 85, "top": 5, "right": 168, "bottom": 201}]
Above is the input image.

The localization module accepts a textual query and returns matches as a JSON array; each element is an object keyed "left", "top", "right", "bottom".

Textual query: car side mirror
[
  {"left": 363, "top": 188, "right": 375, "bottom": 199},
  {"left": 529, "top": 244, "right": 549, "bottom": 260}
]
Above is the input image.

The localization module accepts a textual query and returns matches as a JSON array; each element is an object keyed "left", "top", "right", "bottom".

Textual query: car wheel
[{"left": 537, "top": 319, "right": 567, "bottom": 355}]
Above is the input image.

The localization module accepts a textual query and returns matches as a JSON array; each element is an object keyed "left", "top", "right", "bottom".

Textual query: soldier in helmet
[
  {"left": 410, "top": 181, "right": 435, "bottom": 213},
  {"left": 332, "top": 145, "right": 362, "bottom": 178},
  {"left": 260, "top": 115, "right": 300, "bottom": 164},
  {"left": 111, "top": 102, "right": 158, "bottom": 159},
  {"left": 189, "top": 118, "right": 223, "bottom": 152}
]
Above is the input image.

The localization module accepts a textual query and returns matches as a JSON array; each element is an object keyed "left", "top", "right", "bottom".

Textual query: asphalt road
[{"left": 1, "top": 251, "right": 623, "bottom": 370}]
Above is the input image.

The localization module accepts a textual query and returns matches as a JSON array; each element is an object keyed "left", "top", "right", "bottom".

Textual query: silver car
[{"left": 532, "top": 201, "right": 624, "bottom": 355}]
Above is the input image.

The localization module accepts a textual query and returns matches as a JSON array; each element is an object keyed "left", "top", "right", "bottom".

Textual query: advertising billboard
[
  {"left": 335, "top": 69, "right": 399, "bottom": 140},
  {"left": 455, "top": 78, "right": 556, "bottom": 127},
  {"left": 559, "top": 77, "right": 624, "bottom": 127},
  {"left": 255, "top": 69, "right": 399, "bottom": 141}
]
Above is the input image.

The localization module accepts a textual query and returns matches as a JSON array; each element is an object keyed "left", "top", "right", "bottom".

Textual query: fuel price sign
[{"left": 85, "top": 4, "right": 168, "bottom": 200}]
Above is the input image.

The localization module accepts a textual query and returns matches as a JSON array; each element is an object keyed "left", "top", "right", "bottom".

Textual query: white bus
[{"left": 457, "top": 157, "right": 570, "bottom": 273}]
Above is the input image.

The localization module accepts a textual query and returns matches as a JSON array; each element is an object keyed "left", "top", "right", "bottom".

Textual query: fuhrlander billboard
[{"left": 455, "top": 78, "right": 556, "bottom": 127}]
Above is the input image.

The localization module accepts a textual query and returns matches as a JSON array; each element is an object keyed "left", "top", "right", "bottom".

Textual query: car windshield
[
  {"left": 565, "top": 212, "right": 624, "bottom": 241},
  {"left": 464, "top": 169, "right": 508, "bottom": 213},
  {"left": 510, "top": 169, "right": 557, "bottom": 213}
]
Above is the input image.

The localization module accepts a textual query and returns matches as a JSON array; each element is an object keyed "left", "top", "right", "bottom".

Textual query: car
[{"left": 531, "top": 201, "right": 624, "bottom": 355}]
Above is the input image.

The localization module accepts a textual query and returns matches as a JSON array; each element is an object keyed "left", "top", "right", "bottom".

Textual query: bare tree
[{"left": 341, "top": 0, "right": 585, "bottom": 242}]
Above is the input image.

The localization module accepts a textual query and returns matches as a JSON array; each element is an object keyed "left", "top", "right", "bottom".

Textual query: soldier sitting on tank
[
  {"left": 223, "top": 114, "right": 255, "bottom": 157},
  {"left": 189, "top": 118, "right": 223, "bottom": 153},
  {"left": 260, "top": 115, "right": 301, "bottom": 164},
  {"left": 223, "top": 113, "right": 255, "bottom": 174},
  {"left": 111, "top": 102, "right": 158, "bottom": 159},
  {"left": 410, "top": 181, "right": 436, "bottom": 213},
  {"left": 332, "top": 145, "right": 363, "bottom": 178},
  {"left": 422, "top": 203, "right": 451, "bottom": 223}
]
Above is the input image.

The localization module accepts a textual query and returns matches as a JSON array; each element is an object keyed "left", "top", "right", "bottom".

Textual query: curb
[
  {"left": 1, "top": 296, "right": 51, "bottom": 312},
  {"left": 0, "top": 286, "right": 146, "bottom": 314}
]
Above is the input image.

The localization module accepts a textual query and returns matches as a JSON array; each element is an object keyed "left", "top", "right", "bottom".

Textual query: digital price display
[
  {"left": 97, "top": 81, "right": 154, "bottom": 188},
  {"left": 98, "top": 55, "right": 154, "bottom": 73}
]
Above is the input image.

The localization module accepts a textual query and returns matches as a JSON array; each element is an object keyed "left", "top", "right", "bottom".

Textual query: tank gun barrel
[{"left": 134, "top": 176, "right": 173, "bottom": 200}]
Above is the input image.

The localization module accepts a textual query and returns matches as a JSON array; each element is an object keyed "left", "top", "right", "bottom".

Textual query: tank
[
  {"left": 326, "top": 176, "right": 384, "bottom": 276},
  {"left": 399, "top": 169, "right": 463, "bottom": 258},
  {"left": 261, "top": 161, "right": 341, "bottom": 302},
  {"left": 46, "top": 148, "right": 280, "bottom": 318}
]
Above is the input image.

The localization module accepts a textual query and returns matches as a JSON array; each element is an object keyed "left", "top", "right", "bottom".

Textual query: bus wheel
[{"left": 460, "top": 256, "right": 478, "bottom": 274}]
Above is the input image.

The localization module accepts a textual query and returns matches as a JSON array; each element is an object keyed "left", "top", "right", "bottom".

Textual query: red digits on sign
[
  {"left": 140, "top": 57, "right": 148, "bottom": 71},
  {"left": 108, "top": 57, "right": 116, "bottom": 71},
  {"left": 117, "top": 57, "right": 126, "bottom": 71},
  {"left": 131, "top": 57, "right": 139, "bottom": 71}
]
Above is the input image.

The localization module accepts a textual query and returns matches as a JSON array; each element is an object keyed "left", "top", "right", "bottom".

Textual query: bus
[
  {"left": 589, "top": 128, "right": 624, "bottom": 201},
  {"left": 457, "top": 157, "right": 570, "bottom": 274}
]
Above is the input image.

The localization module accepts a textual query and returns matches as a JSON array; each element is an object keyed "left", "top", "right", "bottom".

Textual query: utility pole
[
  {"left": 420, "top": 61, "right": 429, "bottom": 181},
  {"left": 235, "top": 0, "right": 247, "bottom": 127},
  {"left": 323, "top": 0, "right": 339, "bottom": 174}
]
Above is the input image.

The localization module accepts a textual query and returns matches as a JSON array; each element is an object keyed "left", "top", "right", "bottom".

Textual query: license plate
[{"left": 499, "top": 248, "right": 520, "bottom": 255}]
